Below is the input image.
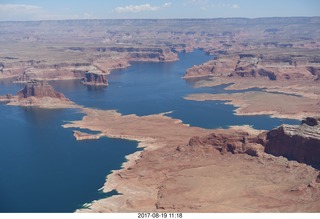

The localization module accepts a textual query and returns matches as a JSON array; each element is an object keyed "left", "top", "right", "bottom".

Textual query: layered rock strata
[
  {"left": 17, "top": 80, "right": 67, "bottom": 99},
  {"left": 187, "top": 130, "right": 266, "bottom": 157},
  {"left": 187, "top": 117, "right": 320, "bottom": 167},
  {"left": 184, "top": 51, "right": 320, "bottom": 120},
  {"left": 81, "top": 72, "right": 108, "bottom": 86},
  {"left": 1, "top": 80, "right": 75, "bottom": 108},
  {"left": 184, "top": 52, "right": 320, "bottom": 81},
  {"left": 265, "top": 117, "right": 320, "bottom": 166}
]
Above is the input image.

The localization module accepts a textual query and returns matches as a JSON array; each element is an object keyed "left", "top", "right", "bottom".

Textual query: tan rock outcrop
[
  {"left": 2, "top": 80, "right": 76, "bottom": 108},
  {"left": 265, "top": 117, "right": 320, "bottom": 166},
  {"left": 17, "top": 80, "right": 67, "bottom": 99},
  {"left": 184, "top": 55, "right": 238, "bottom": 78},
  {"left": 184, "top": 52, "right": 320, "bottom": 81},
  {"left": 187, "top": 129, "right": 265, "bottom": 157},
  {"left": 81, "top": 72, "right": 108, "bottom": 86}
]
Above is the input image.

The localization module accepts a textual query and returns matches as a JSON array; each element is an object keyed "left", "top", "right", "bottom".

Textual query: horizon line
[{"left": 1, "top": 16, "right": 320, "bottom": 22}]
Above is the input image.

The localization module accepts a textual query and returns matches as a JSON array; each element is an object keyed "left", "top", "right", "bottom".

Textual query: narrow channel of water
[{"left": 51, "top": 50, "right": 299, "bottom": 129}]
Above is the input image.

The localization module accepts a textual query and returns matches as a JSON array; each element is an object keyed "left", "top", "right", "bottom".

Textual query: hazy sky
[{"left": 0, "top": 0, "right": 319, "bottom": 21}]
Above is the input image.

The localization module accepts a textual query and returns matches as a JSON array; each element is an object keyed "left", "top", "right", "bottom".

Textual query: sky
[{"left": 0, "top": 0, "right": 319, "bottom": 21}]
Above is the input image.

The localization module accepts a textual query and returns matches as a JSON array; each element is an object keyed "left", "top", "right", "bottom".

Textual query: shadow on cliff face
[
  {"left": 186, "top": 117, "right": 320, "bottom": 170},
  {"left": 265, "top": 117, "right": 320, "bottom": 170}
]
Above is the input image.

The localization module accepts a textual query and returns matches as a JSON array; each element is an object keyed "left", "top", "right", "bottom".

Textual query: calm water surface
[
  {"left": 51, "top": 50, "right": 298, "bottom": 129},
  {"left": 0, "top": 50, "right": 299, "bottom": 212}
]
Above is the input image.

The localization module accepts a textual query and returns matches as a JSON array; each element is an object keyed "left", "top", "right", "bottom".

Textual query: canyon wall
[
  {"left": 17, "top": 80, "right": 68, "bottom": 100},
  {"left": 81, "top": 72, "right": 108, "bottom": 86},
  {"left": 0, "top": 80, "right": 75, "bottom": 108},
  {"left": 184, "top": 52, "right": 320, "bottom": 81},
  {"left": 188, "top": 117, "right": 320, "bottom": 167},
  {"left": 265, "top": 117, "right": 320, "bottom": 166}
]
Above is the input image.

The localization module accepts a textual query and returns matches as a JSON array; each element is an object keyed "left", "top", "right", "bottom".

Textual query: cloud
[
  {"left": 114, "top": 2, "right": 172, "bottom": 13},
  {"left": 231, "top": 4, "right": 240, "bottom": 9},
  {"left": 188, "top": 0, "right": 209, "bottom": 6},
  {"left": 114, "top": 4, "right": 160, "bottom": 13},
  {"left": 211, "top": 3, "right": 240, "bottom": 9},
  {"left": 0, "top": 4, "right": 47, "bottom": 20},
  {"left": 0, "top": 4, "right": 43, "bottom": 14},
  {"left": 0, "top": 4, "right": 99, "bottom": 21},
  {"left": 185, "top": 1, "right": 240, "bottom": 10},
  {"left": 163, "top": 2, "right": 172, "bottom": 8}
]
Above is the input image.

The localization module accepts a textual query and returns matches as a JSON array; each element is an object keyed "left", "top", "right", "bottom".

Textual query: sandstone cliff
[
  {"left": 81, "top": 72, "right": 108, "bottom": 86},
  {"left": 186, "top": 129, "right": 265, "bottom": 157},
  {"left": 265, "top": 117, "right": 320, "bottom": 166},
  {"left": 2, "top": 80, "right": 76, "bottom": 108},
  {"left": 17, "top": 80, "right": 68, "bottom": 99},
  {"left": 107, "top": 47, "right": 178, "bottom": 62},
  {"left": 184, "top": 52, "right": 320, "bottom": 81},
  {"left": 187, "top": 117, "right": 320, "bottom": 167}
]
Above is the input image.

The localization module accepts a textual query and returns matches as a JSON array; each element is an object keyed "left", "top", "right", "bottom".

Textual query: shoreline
[
  {"left": 62, "top": 107, "right": 215, "bottom": 212},
  {"left": 61, "top": 105, "right": 320, "bottom": 212},
  {"left": 1, "top": 95, "right": 80, "bottom": 109},
  {"left": 1, "top": 62, "right": 319, "bottom": 212},
  {"left": 1, "top": 17, "right": 320, "bottom": 213},
  {"left": 184, "top": 91, "right": 319, "bottom": 120},
  {"left": 58, "top": 56, "right": 319, "bottom": 211},
  {"left": 0, "top": 51, "right": 180, "bottom": 82},
  {"left": 184, "top": 76, "right": 320, "bottom": 121}
]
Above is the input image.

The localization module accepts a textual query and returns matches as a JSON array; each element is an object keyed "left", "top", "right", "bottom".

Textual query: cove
[{"left": 0, "top": 103, "right": 139, "bottom": 212}]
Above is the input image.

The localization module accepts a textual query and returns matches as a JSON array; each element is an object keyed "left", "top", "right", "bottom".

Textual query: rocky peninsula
[
  {"left": 184, "top": 50, "right": 320, "bottom": 120},
  {"left": 63, "top": 109, "right": 320, "bottom": 212},
  {"left": 0, "top": 80, "right": 77, "bottom": 108}
]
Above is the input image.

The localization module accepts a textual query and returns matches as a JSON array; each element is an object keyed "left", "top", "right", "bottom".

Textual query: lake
[{"left": 0, "top": 50, "right": 298, "bottom": 212}]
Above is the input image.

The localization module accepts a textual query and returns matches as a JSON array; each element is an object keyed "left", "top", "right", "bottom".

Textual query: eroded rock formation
[
  {"left": 265, "top": 117, "right": 320, "bottom": 166},
  {"left": 81, "top": 71, "right": 108, "bottom": 86},
  {"left": 17, "top": 80, "right": 68, "bottom": 99},
  {"left": 1, "top": 80, "right": 75, "bottom": 108},
  {"left": 187, "top": 117, "right": 320, "bottom": 167},
  {"left": 186, "top": 130, "right": 265, "bottom": 157},
  {"left": 184, "top": 52, "right": 320, "bottom": 81}
]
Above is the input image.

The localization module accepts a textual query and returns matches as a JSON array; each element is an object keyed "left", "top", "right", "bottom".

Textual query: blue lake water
[
  {"left": 0, "top": 104, "right": 138, "bottom": 212},
  {"left": 50, "top": 50, "right": 298, "bottom": 129},
  {"left": 0, "top": 50, "right": 299, "bottom": 212}
]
